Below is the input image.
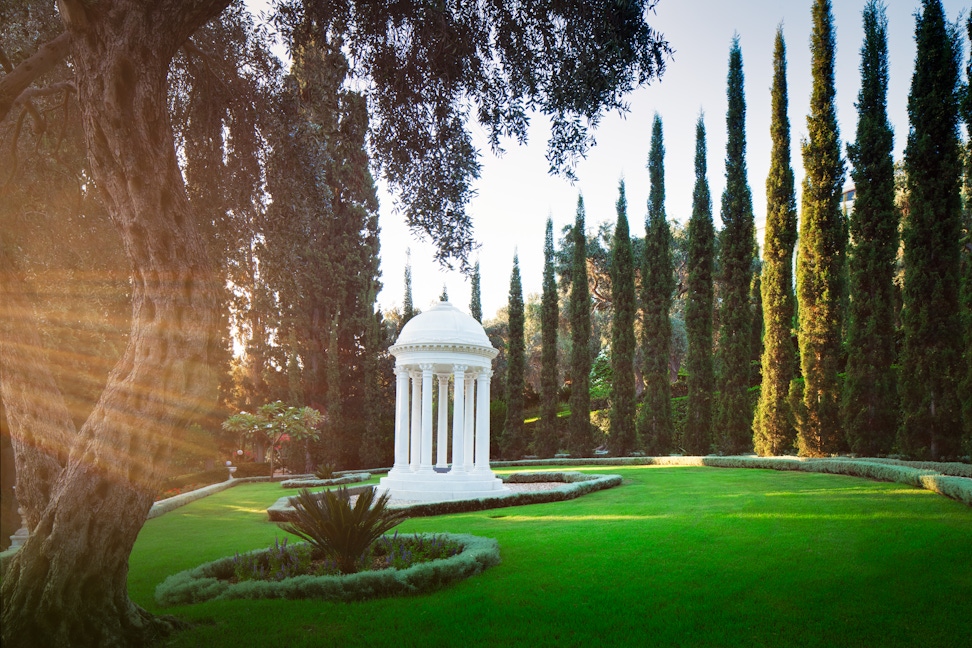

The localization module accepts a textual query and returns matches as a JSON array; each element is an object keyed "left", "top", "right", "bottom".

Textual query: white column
[
  {"left": 451, "top": 365, "right": 467, "bottom": 473},
  {"left": 409, "top": 370, "right": 422, "bottom": 472},
  {"left": 393, "top": 366, "right": 410, "bottom": 471},
  {"left": 420, "top": 364, "right": 435, "bottom": 472},
  {"left": 436, "top": 373, "right": 450, "bottom": 468},
  {"left": 475, "top": 369, "right": 493, "bottom": 473},
  {"left": 463, "top": 369, "right": 476, "bottom": 472}
]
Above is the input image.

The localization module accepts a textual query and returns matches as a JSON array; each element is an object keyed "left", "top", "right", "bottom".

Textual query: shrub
[
  {"left": 279, "top": 487, "right": 408, "bottom": 574},
  {"left": 315, "top": 462, "right": 337, "bottom": 480}
]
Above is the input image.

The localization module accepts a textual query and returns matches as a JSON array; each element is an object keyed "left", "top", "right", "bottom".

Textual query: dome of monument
[{"left": 395, "top": 300, "right": 491, "bottom": 348}]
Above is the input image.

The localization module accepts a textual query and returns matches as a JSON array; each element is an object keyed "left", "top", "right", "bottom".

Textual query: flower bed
[{"left": 154, "top": 532, "right": 500, "bottom": 606}]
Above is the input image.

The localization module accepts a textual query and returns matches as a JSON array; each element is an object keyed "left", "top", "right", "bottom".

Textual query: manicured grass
[{"left": 129, "top": 466, "right": 972, "bottom": 647}]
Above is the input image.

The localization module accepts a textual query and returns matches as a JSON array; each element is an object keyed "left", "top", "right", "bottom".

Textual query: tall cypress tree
[
  {"left": 962, "top": 15, "right": 972, "bottom": 457},
  {"left": 610, "top": 180, "right": 637, "bottom": 456},
  {"left": 796, "top": 0, "right": 846, "bottom": 457},
  {"left": 715, "top": 37, "right": 755, "bottom": 455},
  {"left": 537, "top": 218, "right": 560, "bottom": 458},
  {"left": 755, "top": 27, "right": 798, "bottom": 456},
  {"left": 470, "top": 260, "right": 483, "bottom": 323},
  {"left": 684, "top": 115, "right": 715, "bottom": 455},
  {"left": 843, "top": 1, "right": 898, "bottom": 456},
  {"left": 899, "top": 0, "right": 964, "bottom": 460},
  {"left": 568, "top": 196, "right": 594, "bottom": 457},
  {"left": 639, "top": 114, "right": 675, "bottom": 455},
  {"left": 402, "top": 250, "right": 415, "bottom": 330},
  {"left": 505, "top": 252, "right": 526, "bottom": 458}
]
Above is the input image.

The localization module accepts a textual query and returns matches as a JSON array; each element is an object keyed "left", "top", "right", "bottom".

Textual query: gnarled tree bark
[{"left": 0, "top": 0, "right": 230, "bottom": 645}]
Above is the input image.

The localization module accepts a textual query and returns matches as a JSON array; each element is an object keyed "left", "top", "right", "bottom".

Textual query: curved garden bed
[
  {"left": 154, "top": 533, "right": 499, "bottom": 606},
  {"left": 279, "top": 472, "right": 371, "bottom": 489},
  {"left": 265, "top": 471, "right": 623, "bottom": 522}
]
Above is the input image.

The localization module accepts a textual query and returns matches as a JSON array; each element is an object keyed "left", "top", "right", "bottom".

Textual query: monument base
[{"left": 377, "top": 467, "right": 509, "bottom": 502}]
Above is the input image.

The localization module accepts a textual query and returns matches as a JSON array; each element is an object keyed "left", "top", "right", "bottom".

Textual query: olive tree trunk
[{"left": 0, "top": 0, "right": 230, "bottom": 646}]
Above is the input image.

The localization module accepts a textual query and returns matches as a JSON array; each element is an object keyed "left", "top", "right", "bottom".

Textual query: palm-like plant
[{"left": 279, "top": 487, "right": 408, "bottom": 574}]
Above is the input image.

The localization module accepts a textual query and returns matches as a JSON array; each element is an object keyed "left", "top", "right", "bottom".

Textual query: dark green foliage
[
  {"left": 258, "top": 38, "right": 383, "bottom": 469},
  {"left": 684, "top": 116, "right": 715, "bottom": 455},
  {"left": 715, "top": 38, "right": 756, "bottom": 455},
  {"left": 470, "top": 260, "right": 483, "bottom": 323},
  {"left": 568, "top": 196, "right": 594, "bottom": 457},
  {"left": 291, "top": 0, "right": 672, "bottom": 267},
  {"left": 537, "top": 219, "right": 561, "bottom": 458},
  {"left": 504, "top": 253, "right": 527, "bottom": 458},
  {"left": 639, "top": 115, "right": 675, "bottom": 455},
  {"left": 359, "top": 294, "right": 394, "bottom": 469},
  {"left": 610, "top": 181, "right": 638, "bottom": 456},
  {"left": 843, "top": 1, "right": 899, "bottom": 457},
  {"left": 755, "top": 28, "right": 798, "bottom": 456},
  {"left": 796, "top": 0, "right": 846, "bottom": 457},
  {"left": 279, "top": 487, "right": 407, "bottom": 574},
  {"left": 963, "top": 15, "right": 972, "bottom": 457},
  {"left": 324, "top": 319, "right": 343, "bottom": 462},
  {"left": 750, "top": 256, "right": 764, "bottom": 384},
  {"left": 899, "top": 0, "right": 964, "bottom": 460}
]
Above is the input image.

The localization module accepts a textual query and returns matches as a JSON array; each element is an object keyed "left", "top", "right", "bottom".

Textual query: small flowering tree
[{"left": 222, "top": 402, "right": 324, "bottom": 477}]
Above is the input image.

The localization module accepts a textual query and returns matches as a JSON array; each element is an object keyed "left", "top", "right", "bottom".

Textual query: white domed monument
[{"left": 377, "top": 300, "right": 509, "bottom": 502}]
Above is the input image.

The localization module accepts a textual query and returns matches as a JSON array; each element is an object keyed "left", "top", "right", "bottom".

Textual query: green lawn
[{"left": 130, "top": 466, "right": 972, "bottom": 648}]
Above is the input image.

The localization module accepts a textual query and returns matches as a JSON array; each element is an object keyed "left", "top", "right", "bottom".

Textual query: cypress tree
[
  {"left": 359, "top": 288, "right": 389, "bottom": 468},
  {"left": 715, "top": 37, "right": 756, "bottom": 455},
  {"left": 470, "top": 260, "right": 483, "bottom": 323},
  {"left": 684, "top": 115, "right": 715, "bottom": 455},
  {"left": 755, "top": 27, "right": 798, "bottom": 456},
  {"left": 962, "top": 15, "right": 972, "bottom": 456},
  {"left": 568, "top": 196, "right": 594, "bottom": 457},
  {"left": 796, "top": 0, "right": 846, "bottom": 457},
  {"left": 504, "top": 252, "right": 526, "bottom": 458},
  {"left": 323, "top": 316, "right": 343, "bottom": 463},
  {"left": 402, "top": 250, "right": 415, "bottom": 330},
  {"left": 843, "top": 1, "right": 898, "bottom": 456},
  {"left": 610, "top": 180, "right": 637, "bottom": 456},
  {"left": 639, "top": 114, "right": 675, "bottom": 455},
  {"left": 749, "top": 255, "right": 764, "bottom": 382},
  {"left": 899, "top": 0, "right": 964, "bottom": 460},
  {"left": 537, "top": 218, "right": 560, "bottom": 458}
]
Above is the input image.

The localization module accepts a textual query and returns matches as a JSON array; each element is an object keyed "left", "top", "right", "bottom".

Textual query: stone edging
[{"left": 154, "top": 532, "right": 500, "bottom": 607}]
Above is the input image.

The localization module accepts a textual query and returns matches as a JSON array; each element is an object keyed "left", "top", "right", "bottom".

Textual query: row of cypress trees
[
  {"left": 503, "top": 0, "right": 969, "bottom": 461},
  {"left": 755, "top": 0, "right": 969, "bottom": 460}
]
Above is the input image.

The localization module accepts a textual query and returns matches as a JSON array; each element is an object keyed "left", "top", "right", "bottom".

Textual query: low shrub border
[
  {"left": 154, "top": 533, "right": 500, "bottom": 607},
  {"left": 265, "top": 472, "right": 623, "bottom": 522},
  {"left": 492, "top": 456, "right": 972, "bottom": 507},
  {"left": 279, "top": 472, "right": 371, "bottom": 489}
]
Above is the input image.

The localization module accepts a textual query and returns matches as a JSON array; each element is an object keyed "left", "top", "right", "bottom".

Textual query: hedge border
[
  {"left": 493, "top": 456, "right": 972, "bottom": 507},
  {"left": 279, "top": 472, "right": 372, "bottom": 489},
  {"left": 154, "top": 532, "right": 500, "bottom": 607},
  {"left": 265, "top": 472, "right": 623, "bottom": 522}
]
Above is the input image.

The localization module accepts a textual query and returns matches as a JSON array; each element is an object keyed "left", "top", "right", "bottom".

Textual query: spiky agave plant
[{"left": 280, "top": 487, "right": 408, "bottom": 574}]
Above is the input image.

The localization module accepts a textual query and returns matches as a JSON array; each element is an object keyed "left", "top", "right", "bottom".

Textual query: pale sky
[{"left": 374, "top": 0, "right": 968, "bottom": 320}]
